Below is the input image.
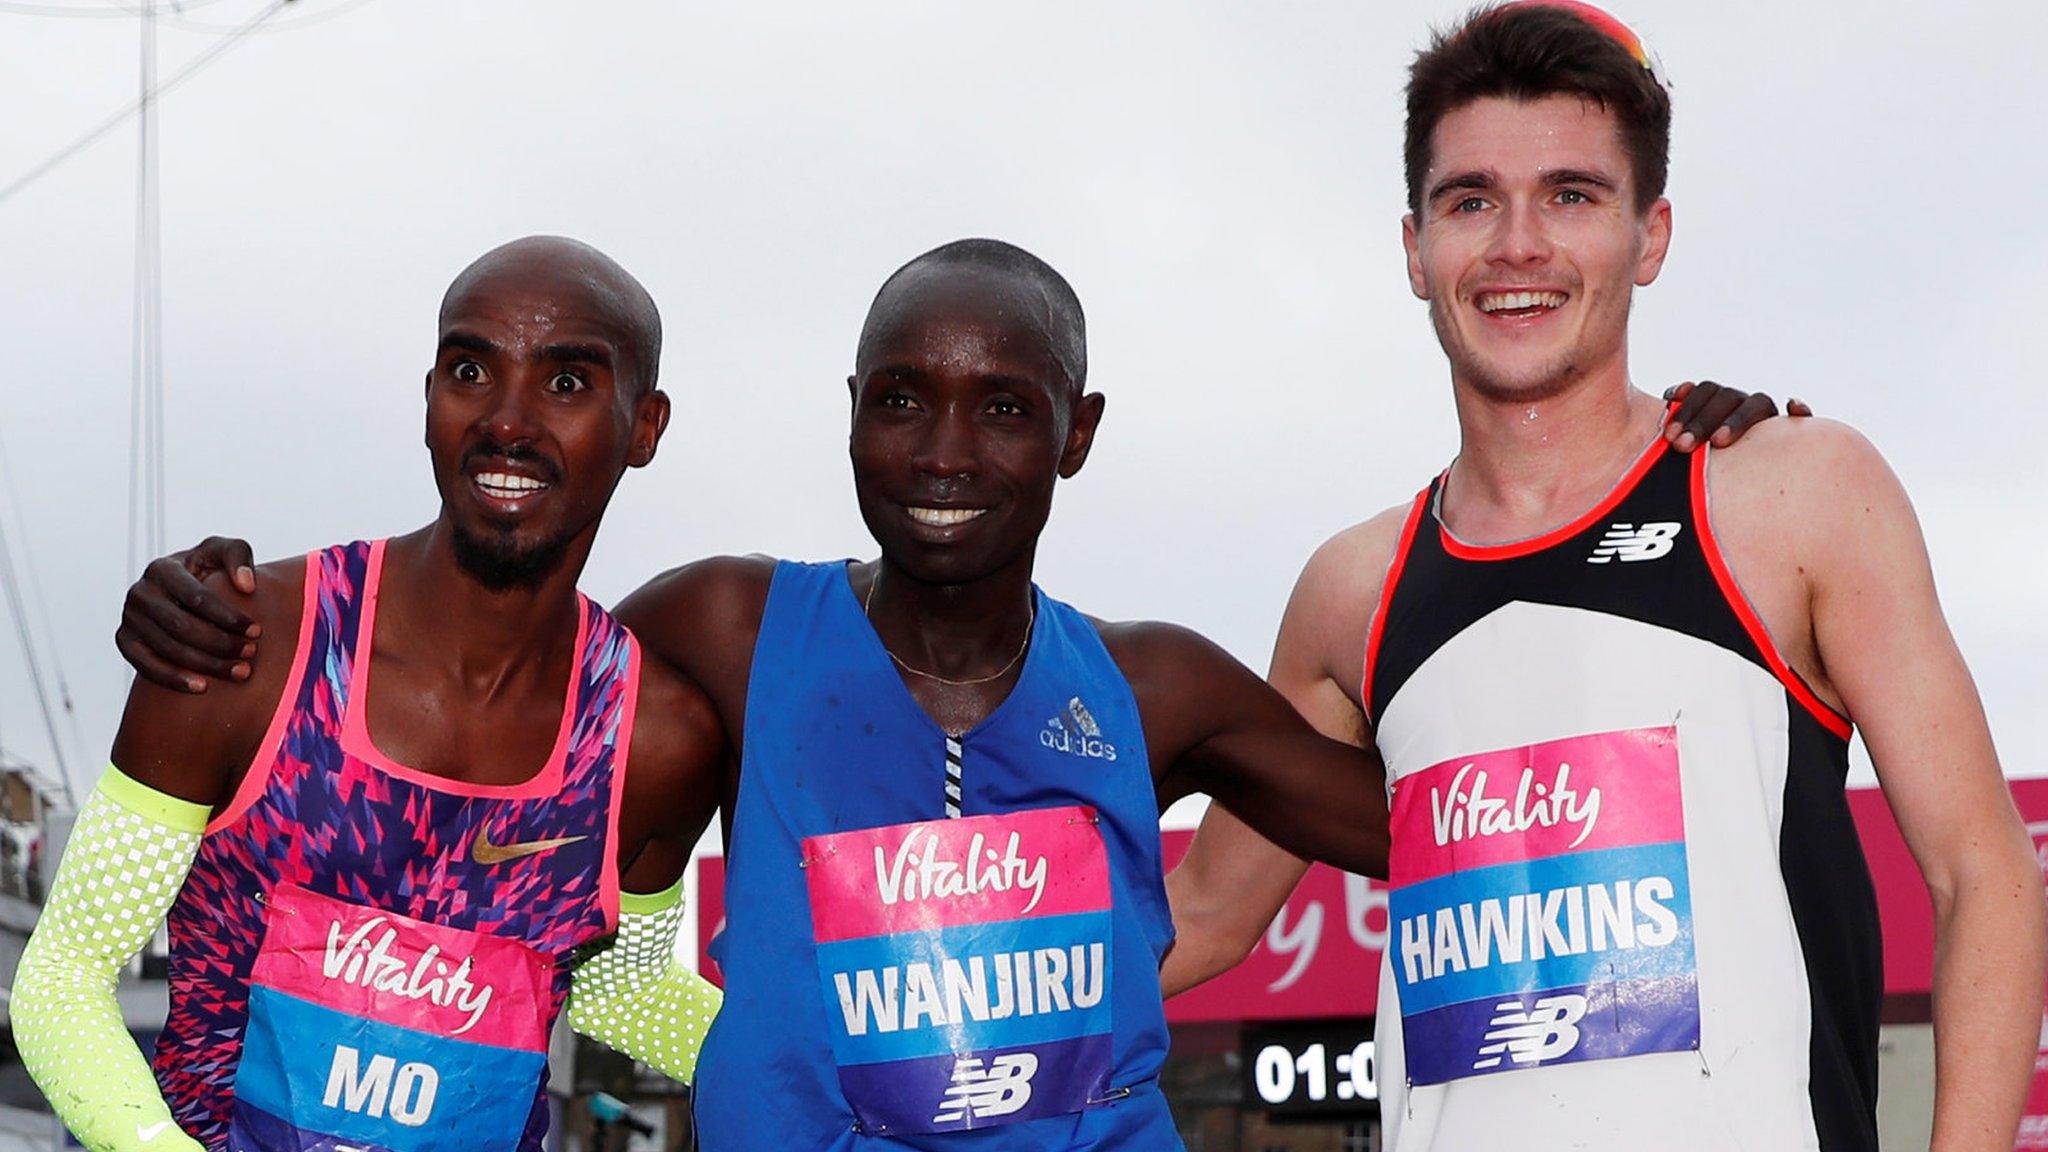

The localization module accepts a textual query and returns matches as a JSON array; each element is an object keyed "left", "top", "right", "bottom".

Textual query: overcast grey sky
[{"left": 2, "top": 0, "right": 2043, "bottom": 822}]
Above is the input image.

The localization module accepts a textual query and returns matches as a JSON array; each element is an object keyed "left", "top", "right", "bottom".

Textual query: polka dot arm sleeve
[
  {"left": 564, "top": 877, "right": 722, "bottom": 1084},
  {"left": 13, "top": 766, "right": 207, "bottom": 1152}
]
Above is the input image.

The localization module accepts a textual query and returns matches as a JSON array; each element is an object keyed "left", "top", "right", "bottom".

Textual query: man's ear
[
  {"left": 627, "top": 389, "right": 672, "bottom": 469},
  {"left": 1402, "top": 213, "right": 1429, "bottom": 300},
  {"left": 1634, "top": 197, "right": 1673, "bottom": 287},
  {"left": 1058, "top": 392, "right": 1107, "bottom": 479}
]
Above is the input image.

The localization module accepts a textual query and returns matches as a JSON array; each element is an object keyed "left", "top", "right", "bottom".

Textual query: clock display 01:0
[{"left": 1252, "top": 1039, "right": 1378, "bottom": 1106}]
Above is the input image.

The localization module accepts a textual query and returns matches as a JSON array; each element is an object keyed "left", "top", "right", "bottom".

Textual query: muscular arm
[
  {"left": 1161, "top": 509, "right": 1401, "bottom": 997},
  {"left": 564, "top": 606, "right": 732, "bottom": 1081},
  {"left": 612, "top": 555, "right": 775, "bottom": 765},
  {"left": 1110, "top": 614, "right": 1390, "bottom": 880},
  {"left": 1713, "top": 420, "right": 2046, "bottom": 1152}
]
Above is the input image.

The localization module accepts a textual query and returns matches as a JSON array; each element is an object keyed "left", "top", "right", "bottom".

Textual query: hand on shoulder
[{"left": 110, "top": 555, "right": 310, "bottom": 808}]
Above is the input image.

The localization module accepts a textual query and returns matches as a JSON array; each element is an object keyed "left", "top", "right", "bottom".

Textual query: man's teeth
[
  {"left": 475, "top": 471, "right": 547, "bottom": 497},
  {"left": 1478, "top": 290, "right": 1567, "bottom": 313},
  {"left": 907, "top": 507, "right": 986, "bottom": 527}
]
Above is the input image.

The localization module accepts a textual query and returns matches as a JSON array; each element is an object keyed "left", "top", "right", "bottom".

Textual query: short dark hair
[
  {"left": 862, "top": 239, "right": 1088, "bottom": 392},
  {"left": 1404, "top": 2, "right": 1671, "bottom": 216}
]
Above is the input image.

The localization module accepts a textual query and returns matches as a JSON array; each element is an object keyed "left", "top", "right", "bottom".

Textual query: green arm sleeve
[
  {"left": 564, "top": 878, "right": 722, "bottom": 1084},
  {"left": 12, "top": 766, "right": 208, "bottom": 1152}
]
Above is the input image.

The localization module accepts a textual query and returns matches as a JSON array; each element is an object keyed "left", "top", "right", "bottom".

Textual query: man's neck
[
  {"left": 1442, "top": 369, "right": 1666, "bottom": 543},
  {"left": 863, "top": 553, "right": 1037, "bottom": 680},
  {"left": 377, "top": 523, "right": 588, "bottom": 698}
]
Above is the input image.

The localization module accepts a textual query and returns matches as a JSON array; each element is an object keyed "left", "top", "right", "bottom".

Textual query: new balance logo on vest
[{"left": 1587, "top": 522, "right": 1682, "bottom": 564}]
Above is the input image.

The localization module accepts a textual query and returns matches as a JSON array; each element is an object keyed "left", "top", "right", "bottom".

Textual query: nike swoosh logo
[
  {"left": 138, "top": 1122, "right": 174, "bottom": 1142},
  {"left": 471, "top": 831, "right": 588, "bottom": 866}
]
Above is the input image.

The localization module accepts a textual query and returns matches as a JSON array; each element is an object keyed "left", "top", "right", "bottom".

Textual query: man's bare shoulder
[
  {"left": 111, "top": 554, "right": 309, "bottom": 803},
  {"left": 1299, "top": 500, "right": 1419, "bottom": 609},
  {"left": 242, "top": 554, "right": 312, "bottom": 642},
  {"left": 618, "top": 637, "right": 727, "bottom": 820},
  {"left": 628, "top": 641, "right": 726, "bottom": 751},
  {"left": 1091, "top": 618, "right": 1232, "bottom": 677},
  {"left": 613, "top": 553, "right": 781, "bottom": 716},
  {"left": 628, "top": 552, "right": 781, "bottom": 605},
  {"left": 1280, "top": 500, "right": 1420, "bottom": 658},
  {"left": 1269, "top": 499, "right": 1423, "bottom": 705},
  {"left": 1707, "top": 416, "right": 1898, "bottom": 502},
  {"left": 1706, "top": 416, "right": 1916, "bottom": 551},
  {"left": 616, "top": 554, "right": 778, "bottom": 649}
]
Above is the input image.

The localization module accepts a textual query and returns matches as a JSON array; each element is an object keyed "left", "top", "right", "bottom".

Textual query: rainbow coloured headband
[{"left": 1497, "top": 0, "right": 1670, "bottom": 90}]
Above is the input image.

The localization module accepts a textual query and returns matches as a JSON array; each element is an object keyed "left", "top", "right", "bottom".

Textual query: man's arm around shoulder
[
  {"left": 1161, "top": 507, "right": 1407, "bottom": 997},
  {"left": 565, "top": 653, "right": 728, "bottom": 1083},
  {"left": 614, "top": 554, "right": 777, "bottom": 722}
]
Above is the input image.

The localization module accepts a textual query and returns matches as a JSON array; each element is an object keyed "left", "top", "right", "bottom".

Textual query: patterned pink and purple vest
[{"left": 153, "top": 539, "right": 639, "bottom": 1152}]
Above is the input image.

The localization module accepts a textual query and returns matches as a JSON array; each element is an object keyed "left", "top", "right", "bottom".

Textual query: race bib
[
  {"left": 229, "top": 884, "right": 554, "bottom": 1152},
  {"left": 1388, "top": 726, "right": 1700, "bottom": 1085},
  {"left": 804, "top": 805, "right": 1114, "bottom": 1135}
]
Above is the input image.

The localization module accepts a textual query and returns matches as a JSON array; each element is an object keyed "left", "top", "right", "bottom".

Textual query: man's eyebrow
[
  {"left": 1545, "top": 167, "right": 1619, "bottom": 191},
  {"left": 539, "top": 342, "right": 614, "bottom": 367},
  {"left": 437, "top": 331, "right": 495, "bottom": 356},
  {"left": 977, "top": 372, "right": 1045, "bottom": 395},
  {"left": 1426, "top": 170, "right": 1498, "bottom": 204}
]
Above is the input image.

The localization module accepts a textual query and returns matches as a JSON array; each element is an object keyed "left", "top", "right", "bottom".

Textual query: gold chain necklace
[{"left": 863, "top": 569, "right": 1035, "bottom": 687}]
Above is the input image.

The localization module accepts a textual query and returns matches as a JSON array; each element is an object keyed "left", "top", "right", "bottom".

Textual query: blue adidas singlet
[{"left": 694, "top": 561, "right": 1184, "bottom": 1152}]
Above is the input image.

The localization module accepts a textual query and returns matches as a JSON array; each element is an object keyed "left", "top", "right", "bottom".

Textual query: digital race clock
[{"left": 1242, "top": 1020, "right": 1379, "bottom": 1118}]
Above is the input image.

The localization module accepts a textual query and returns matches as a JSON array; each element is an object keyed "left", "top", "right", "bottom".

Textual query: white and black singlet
[{"left": 1364, "top": 436, "right": 1880, "bottom": 1151}]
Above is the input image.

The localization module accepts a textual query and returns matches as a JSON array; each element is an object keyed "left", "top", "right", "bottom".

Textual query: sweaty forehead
[
  {"left": 859, "top": 266, "right": 1065, "bottom": 384},
  {"left": 439, "top": 260, "right": 640, "bottom": 345},
  {"left": 1429, "top": 94, "right": 1628, "bottom": 178}
]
